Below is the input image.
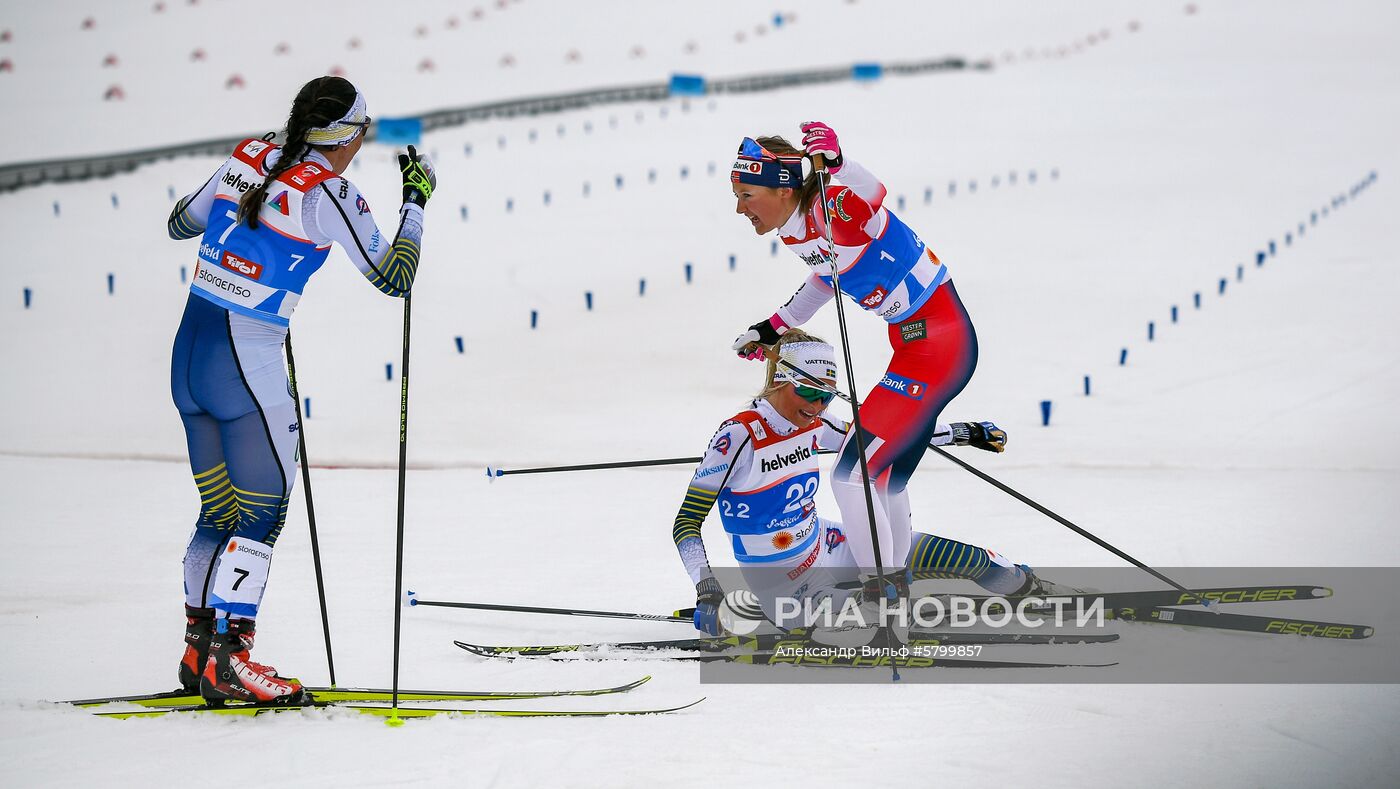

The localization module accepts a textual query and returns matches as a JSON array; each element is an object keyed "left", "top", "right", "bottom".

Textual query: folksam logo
[{"left": 878, "top": 372, "right": 926, "bottom": 400}]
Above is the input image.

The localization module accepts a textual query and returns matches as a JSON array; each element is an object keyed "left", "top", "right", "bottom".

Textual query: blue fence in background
[{"left": 0, "top": 56, "right": 978, "bottom": 192}]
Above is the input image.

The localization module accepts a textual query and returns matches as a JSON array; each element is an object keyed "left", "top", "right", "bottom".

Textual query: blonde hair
[{"left": 758, "top": 329, "right": 828, "bottom": 399}]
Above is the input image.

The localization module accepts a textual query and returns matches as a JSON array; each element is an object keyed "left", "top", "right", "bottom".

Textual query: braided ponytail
[{"left": 238, "top": 76, "right": 358, "bottom": 229}]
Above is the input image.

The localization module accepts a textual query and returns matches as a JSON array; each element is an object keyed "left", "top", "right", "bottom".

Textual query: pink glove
[
  {"left": 732, "top": 315, "right": 787, "bottom": 360},
  {"left": 799, "top": 121, "right": 843, "bottom": 173}
]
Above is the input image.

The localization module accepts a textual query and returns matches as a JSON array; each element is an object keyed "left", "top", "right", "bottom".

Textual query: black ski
[
  {"left": 455, "top": 630, "right": 1119, "bottom": 659},
  {"left": 963, "top": 584, "right": 1333, "bottom": 614},
  {"left": 1108, "top": 606, "right": 1373, "bottom": 639}
]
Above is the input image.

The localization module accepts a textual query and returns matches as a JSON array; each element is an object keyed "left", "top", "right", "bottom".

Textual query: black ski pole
[
  {"left": 487, "top": 451, "right": 837, "bottom": 479},
  {"left": 926, "top": 447, "right": 1214, "bottom": 608},
  {"left": 284, "top": 332, "right": 336, "bottom": 687},
  {"left": 406, "top": 592, "right": 690, "bottom": 623},
  {"left": 388, "top": 293, "right": 413, "bottom": 726},
  {"left": 809, "top": 155, "right": 901, "bottom": 680},
  {"left": 774, "top": 356, "right": 1214, "bottom": 610}
]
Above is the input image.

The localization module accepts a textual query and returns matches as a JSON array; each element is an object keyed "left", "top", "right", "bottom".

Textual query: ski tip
[
  {"left": 453, "top": 640, "right": 504, "bottom": 658},
  {"left": 1312, "top": 587, "right": 1334, "bottom": 599}
]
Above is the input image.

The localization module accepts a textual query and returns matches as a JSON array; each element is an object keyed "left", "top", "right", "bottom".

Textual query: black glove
[
  {"left": 398, "top": 144, "right": 436, "bottom": 208},
  {"left": 731, "top": 318, "right": 783, "bottom": 359},
  {"left": 951, "top": 421, "right": 1007, "bottom": 453},
  {"left": 693, "top": 577, "right": 724, "bottom": 636}
]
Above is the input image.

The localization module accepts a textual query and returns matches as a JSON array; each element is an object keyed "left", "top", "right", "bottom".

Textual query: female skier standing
[
  {"left": 729, "top": 123, "right": 999, "bottom": 604},
  {"left": 164, "top": 76, "right": 436, "bottom": 703}
]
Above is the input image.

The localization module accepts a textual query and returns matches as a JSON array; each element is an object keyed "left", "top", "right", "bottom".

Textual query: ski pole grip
[{"left": 811, "top": 153, "right": 827, "bottom": 173}]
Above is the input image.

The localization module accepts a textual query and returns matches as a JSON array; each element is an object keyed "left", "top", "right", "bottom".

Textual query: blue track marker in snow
[
  {"left": 685, "top": 263, "right": 693, "bottom": 283},
  {"left": 1194, "top": 292, "right": 1201, "bottom": 308},
  {"left": 1269, "top": 240, "right": 1276, "bottom": 256},
  {"left": 1237, "top": 265, "right": 1244, "bottom": 281},
  {"left": 460, "top": 205, "right": 468, "bottom": 221},
  {"left": 1171, "top": 306, "right": 1178, "bottom": 323},
  {"left": 181, "top": 266, "right": 187, "bottom": 283},
  {"left": 530, "top": 310, "right": 538, "bottom": 329},
  {"left": 454, "top": 336, "right": 464, "bottom": 354},
  {"left": 639, "top": 279, "right": 646, "bottom": 296},
  {"left": 543, "top": 191, "right": 550, "bottom": 206},
  {"left": 505, "top": 198, "right": 513, "bottom": 213},
  {"left": 585, "top": 291, "right": 593, "bottom": 311},
  {"left": 1084, "top": 376, "right": 1091, "bottom": 396},
  {"left": 1256, "top": 251, "right": 1265, "bottom": 266},
  {"left": 771, "top": 240, "right": 778, "bottom": 256},
  {"left": 1040, "top": 400, "right": 1052, "bottom": 426},
  {"left": 304, "top": 398, "right": 311, "bottom": 418},
  {"left": 386, "top": 363, "right": 392, "bottom": 381},
  {"left": 23, "top": 287, "right": 31, "bottom": 308},
  {"left": 1219, "top": 278, "right": 1227, "bottom": 295},
  {"left": 111, "top": 193, "right": 119, "bottom": 208},
  {"left": 107, "top": 274, "right": 114, "bottom": 294},
  {"left": 1148, "top": 321, "right": 1155, "bottom": 341},
  {"left": 1119, "top": 348, "right": 1128, "bottom": 366},
  {"left": 729, "top": 254, "right": 736, "bottom": 271},
  {"left": 53, "top": 201, "right": 60, "bottom": 217}
]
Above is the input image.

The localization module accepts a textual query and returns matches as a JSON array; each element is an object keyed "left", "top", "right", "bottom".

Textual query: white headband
[
  {"left": 305, "top": 91, "right": 368, "bottom": 147},
  {"left": 773, "top": 341, "right": 838, "bottom": 387}
]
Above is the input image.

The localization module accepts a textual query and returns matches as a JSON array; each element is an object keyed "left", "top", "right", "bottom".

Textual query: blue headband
[{"left": 731, "top": 137, "right": 805, "bottom": 188}]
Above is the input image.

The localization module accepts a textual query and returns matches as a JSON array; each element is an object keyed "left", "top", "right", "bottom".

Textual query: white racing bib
[{"left": 208, "top": 538, "right": 274, "bottom": 618}]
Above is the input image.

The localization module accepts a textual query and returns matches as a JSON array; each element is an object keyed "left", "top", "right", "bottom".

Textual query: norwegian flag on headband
[{"left": 731, "top": 137, "right": 805, "bottom": 188}]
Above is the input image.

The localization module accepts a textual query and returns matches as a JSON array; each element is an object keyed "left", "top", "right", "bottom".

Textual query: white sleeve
[
  {"left": 817, "top": 416, "right": 848, "bottom": 451},
  {"left": 673, "top": 421, "right": 751, "bottom": 585},
  {"left": 307, "top": 177, "right": 425, "bottom": 297},
  {"left": 775, "top": 273, "right": 835, "bottom": 328},
  {"left": 167, "top": 159, "right": 230, "bottom": 239},
  {"left": 928, "top": 423, "right": 955, "bottom": 446},
  {"left": 833, "top": 158, "right": 888, "bottom": 210}
]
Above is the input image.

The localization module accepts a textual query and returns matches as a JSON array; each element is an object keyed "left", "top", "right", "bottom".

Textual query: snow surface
[{"left": 2, "top": 1, "right": 1399, "bottom": 786}]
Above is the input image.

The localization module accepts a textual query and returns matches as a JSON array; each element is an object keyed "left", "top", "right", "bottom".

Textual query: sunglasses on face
[{"left": 794, "top": 385, "right": 835, "bottom": 405}]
